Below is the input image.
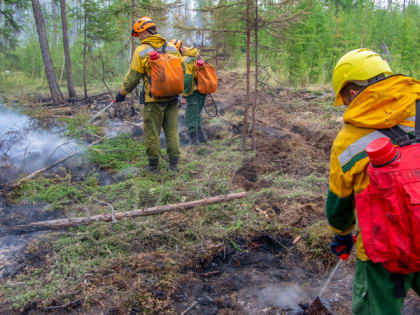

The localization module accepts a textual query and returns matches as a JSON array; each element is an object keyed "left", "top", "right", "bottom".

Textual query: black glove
[
  {"left": 330, "top": 233, "right": 355, "bottom": 260},
  {"left": 115, "top": 92, "right": 126, "bottom": 103}
]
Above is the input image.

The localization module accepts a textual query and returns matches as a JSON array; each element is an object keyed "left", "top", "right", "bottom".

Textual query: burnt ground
[{"left": 0, "top": 71, "right": 419, "bottom": 314}]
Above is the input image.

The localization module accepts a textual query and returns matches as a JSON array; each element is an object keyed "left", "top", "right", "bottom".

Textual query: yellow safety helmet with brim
[{"left": 332, "top": 48, "right": 392, "bottom": 106}]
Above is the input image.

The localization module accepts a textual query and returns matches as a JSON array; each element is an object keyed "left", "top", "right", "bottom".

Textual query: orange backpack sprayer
[
  {"left": 195, "top": 59, "right": 218, "bottom": 95},
  {"left": 356, "top": 100, "right": 420, "bottom": 274},
  {"left": 147, "top": 43, "right": 184, "bottom": 98}
]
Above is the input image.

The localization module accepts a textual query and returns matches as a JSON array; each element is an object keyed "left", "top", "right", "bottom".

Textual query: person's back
[
  {"left": 114, "top": 17, "right": 183, "bottom": 173},
  {"left": 131, "top": 35, "right": 181, "bottom": 103},
  {"left": 170, "top": 39, "right": 208, "bottom": 145},
  {"left": 326, "top": 48, "right": 420, "bottom": 314}
]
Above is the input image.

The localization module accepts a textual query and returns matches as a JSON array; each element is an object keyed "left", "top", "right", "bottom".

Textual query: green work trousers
[
  {"left": 143, "top": 100, "right": 180, "bottom": 160},
  {"left": 352, "top": 258, "right": 420, "bottom": 315},
  {"left": 185, "top": 90, "right": 206, "bottom": 132}
]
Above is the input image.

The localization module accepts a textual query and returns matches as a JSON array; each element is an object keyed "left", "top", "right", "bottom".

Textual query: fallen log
[
  {"left": 9, "top": 135, "right": 107, "bottom": 189},
  {"left": 3, "top": 192, "right": 247, "bottom": 235}
]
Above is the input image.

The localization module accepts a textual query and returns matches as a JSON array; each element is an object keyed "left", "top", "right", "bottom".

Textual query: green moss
[
  {"left": 87, "top": 134, "right": 146, "bottom": 170},
  {"left": 61, "top": 112, "right": 100, "bottom": 140}
]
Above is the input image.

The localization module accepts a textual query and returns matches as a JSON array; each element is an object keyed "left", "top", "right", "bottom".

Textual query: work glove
[
  {"left": 330, "top": 233, "right": 356, "bottom": 260},
  {"left": 115, "top": 92, "right": 126, "bottom": 103}
]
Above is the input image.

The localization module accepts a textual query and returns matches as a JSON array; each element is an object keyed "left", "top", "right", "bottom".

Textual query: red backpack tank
[{"left": 356, "top": 100, "right": 420, "bottom": 274}]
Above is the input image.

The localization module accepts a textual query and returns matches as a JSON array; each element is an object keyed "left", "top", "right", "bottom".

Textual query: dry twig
[{"left": 180, "top": 301, "right": 198, "bottom": 315}]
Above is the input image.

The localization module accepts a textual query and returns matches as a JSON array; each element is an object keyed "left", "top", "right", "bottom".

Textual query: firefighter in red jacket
[{"left": 327, "top": 48, "right": 420, "bottom": 314}]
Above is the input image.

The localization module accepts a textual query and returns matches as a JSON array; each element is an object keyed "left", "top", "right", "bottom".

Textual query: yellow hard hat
[{"left": 332, "top": 48, "right": 392, "bottom": 106}]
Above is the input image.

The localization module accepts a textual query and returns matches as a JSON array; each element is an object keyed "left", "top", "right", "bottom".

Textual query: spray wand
[{"left": 318, "top": 234, "right": 357, "bottom": 298}]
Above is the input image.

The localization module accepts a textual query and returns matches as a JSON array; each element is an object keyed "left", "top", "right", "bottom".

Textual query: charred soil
[{"left": 0, "top": 71, "right": 419, "bottom": 314}]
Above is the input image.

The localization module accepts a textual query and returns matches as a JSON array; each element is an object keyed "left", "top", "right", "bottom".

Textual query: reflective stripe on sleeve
[
  {"left": 139, "top": 46, "right": 155, "bottom": 58},
  {"left": 339, "top": 123, "right": 416, "bottom": 172}
]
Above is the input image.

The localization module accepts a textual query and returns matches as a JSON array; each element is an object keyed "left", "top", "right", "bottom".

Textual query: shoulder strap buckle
[{"left": 379, "top": 126, "right": 413, "bottom": 147}]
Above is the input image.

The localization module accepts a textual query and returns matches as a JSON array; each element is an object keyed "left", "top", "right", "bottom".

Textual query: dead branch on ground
[{"left": 3, "top": 192, "right": 247, "bottom": 235}]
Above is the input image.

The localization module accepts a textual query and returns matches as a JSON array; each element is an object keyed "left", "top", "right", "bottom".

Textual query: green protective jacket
[
  {"left": 326, "top": 75, "right": 420, "bottom": 261},
  {"left": 181, "top": 47, "right": 200, "bottom": 97}
]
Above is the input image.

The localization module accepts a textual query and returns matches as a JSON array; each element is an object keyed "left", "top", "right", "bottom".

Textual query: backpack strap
[
  {"left": 161, "top": 42, "right": 167, "bottom": 54},
  {"left": 144, "top": 42, "right": 167, "bottom": 53},
  {"left": 415, "top": 99, "right": 420, "bottom": 143},
  {"left": 380, "top": 99, "right": 420, "bottom": 145},
  {"left": 379, "top": 126, "right": 412, "bottom": 147}
]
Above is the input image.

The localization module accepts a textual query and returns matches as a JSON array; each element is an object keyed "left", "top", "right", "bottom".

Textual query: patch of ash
[{"left": 0, "top": 200, "right": 60, "bottom": 279}]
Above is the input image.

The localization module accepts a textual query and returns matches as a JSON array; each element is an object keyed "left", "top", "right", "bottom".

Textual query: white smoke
[
  {"left": 0, "top": 102, "right": 81, "bottom": 172},
  {"left": 258, "top": 283, "right": 309, "bottom": 310}
]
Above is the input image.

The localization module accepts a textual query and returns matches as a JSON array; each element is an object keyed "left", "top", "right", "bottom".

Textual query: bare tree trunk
[
  {"left": 60, "top": 0, "right": 77, "bottom": 99},
  {"left": 3, "top": 192, "right": 247, "bottom": 235},
  {"left": 215, "top": 39, "right": 219, "bottom": 69},
  {"left": 31, "top": 54, "right": 35, "bottom": 78},
  {"left": 51, "top": 0, "right": 57, "bottom": 45},
  {"left": 83, "top": 0, "right": 88, "bottom": 98},
  {"left": 251, "top": 0, "right": 258, "bottom": 152},
  {"left": 402, "top": 0, "right": 407, "bottom": 14},
  {"left": 59, "top": 60, "right": 64, "bottom": 84},
  {"left": 242, "top": 0, "right": 252, "bottom": 154},
  {"left": 31, "top": 0, "right": 64, "bottom": 104},
  {"left": 98, "top": 46, "right": 112, "bottom": 97}
]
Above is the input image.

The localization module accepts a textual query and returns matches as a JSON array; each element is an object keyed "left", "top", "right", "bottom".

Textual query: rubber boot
[
  {"left": 169, "top": 156, "right": 179, "bottom": 172},
  {"left": 147, "top": 159, "right": 159, "bottom": 173},
  {"left": 198, "top": 126, "right": 208, "bottom": 143},
  {"left": 189, "top": 130, "right": 200, "bottom": 145}
]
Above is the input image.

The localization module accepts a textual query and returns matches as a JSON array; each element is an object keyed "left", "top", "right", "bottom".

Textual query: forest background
[{"left": 1, "top": 0, "right": 420, "bottom": 101}]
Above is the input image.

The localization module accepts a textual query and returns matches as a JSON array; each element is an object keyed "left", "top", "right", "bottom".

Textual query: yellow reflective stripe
[
  {"left": 139, "top": 46, "right": 155, "bottom": 58},
  {"left": 165, "top": 45, "right": 178, "bottom": 54},
  {"left": 338, "top": 130, "right": 383, "bottom": 169},
  {"left": 338, "top": 122, "right": 415, "bottom": 172}
]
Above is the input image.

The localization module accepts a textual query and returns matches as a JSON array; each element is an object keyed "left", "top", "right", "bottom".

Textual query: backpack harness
[{"left": 356, "top": 100, "right": 420, "bottom": 277}]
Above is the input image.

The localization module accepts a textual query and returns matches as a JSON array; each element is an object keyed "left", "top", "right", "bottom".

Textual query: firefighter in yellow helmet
[
  {"left": 171, "top": 39, "right": 208, "bottom": 145},
  {"left": 115, "top": 17, "right": 183, "bottom": 173},
  {"left": 327, "top": 48, "right": 420, "bottom": 314}
]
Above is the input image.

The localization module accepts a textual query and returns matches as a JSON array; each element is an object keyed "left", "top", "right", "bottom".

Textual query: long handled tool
[
  {"left": 305, "top": 258, "right": 344, "bottom": 314},
  {"left": 306, "top": 234, "right": 357, "bottom": 314},
  {"left": 318, "top": 258, "right": 344, "bottom": 298}
]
